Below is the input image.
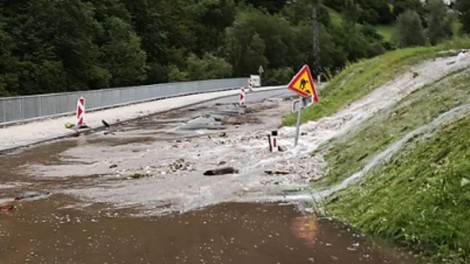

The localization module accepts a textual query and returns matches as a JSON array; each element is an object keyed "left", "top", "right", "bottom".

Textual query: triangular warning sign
[{"left": 288, "top": 65, "right": 319, "bottom": 102}]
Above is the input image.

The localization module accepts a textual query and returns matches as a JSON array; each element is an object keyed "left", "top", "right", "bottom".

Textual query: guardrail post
[{"left": 2, "top": 99, "right": 5, "bottom": 125}]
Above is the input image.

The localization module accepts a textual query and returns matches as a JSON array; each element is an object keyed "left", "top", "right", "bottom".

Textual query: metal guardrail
[{"left": 0, "top": 78, "right": 247, "bottom": 125}]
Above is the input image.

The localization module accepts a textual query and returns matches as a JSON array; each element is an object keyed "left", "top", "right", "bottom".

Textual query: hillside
[
  {"left": 2, "top": 0, "right": 467, "bottom": 98},
  {"left": 283, "top": 40, "right": 470, "bottom": 263}
]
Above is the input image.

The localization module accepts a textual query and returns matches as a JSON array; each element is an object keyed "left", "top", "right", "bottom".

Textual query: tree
[
  {"left": 239, "top": 0, "right": 289, "bottom": 14},
  {"left": 186, "top": 0, "right": 236, "bottom": 56},
  {"left": 2, "top": 0, "right": 68, "bottom": 95},
  {"left": 100, "top": 17, "right": 147, "bottom": 87},
  {"left": 425, "top": 0, "right": 453, "bottom": 44},
  {"left": 0, "top": 23, "right": 17, "bottom": 96},
  {"left": 51, "top": 0, "right": 110, "bottom": 90},
  {"left": 392, "top": 0, "right": 425, "bottom": 19},
  {"left": 393, "top": 10, "right": 426, "bottom": 47},
  {"left": 186, "top": 53, "right": 232, "bottom": 80},
  {"left": 456, "top": 0, "right": 470, "bottom": 33}
]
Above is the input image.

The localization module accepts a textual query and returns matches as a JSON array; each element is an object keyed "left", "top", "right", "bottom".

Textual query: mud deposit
[{"left": 0, "top": 201, "right": 416, "bottom": 264}]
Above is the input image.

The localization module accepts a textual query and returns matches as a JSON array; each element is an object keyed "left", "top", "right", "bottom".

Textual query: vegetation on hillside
[
  {"left": 1, "top": 0, "right": 467, "bottom": 97},
  {"left": 284, "top": 40, "right": 470, "bottom": 262},
  {"left": 326, "top": 108, "right": 470, "bottom": 263},
  {"left": 283, "top": 38, "right": 470, "bottom": 126}
]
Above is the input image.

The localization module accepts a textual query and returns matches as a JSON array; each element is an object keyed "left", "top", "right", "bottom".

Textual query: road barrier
[{"left": 0, "top": 78, "right": 247, "bottom": 126}]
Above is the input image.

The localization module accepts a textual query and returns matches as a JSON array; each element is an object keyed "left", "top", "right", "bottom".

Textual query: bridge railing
[{"left": 0, "top": 78, "right": 247, "bottom": 126}]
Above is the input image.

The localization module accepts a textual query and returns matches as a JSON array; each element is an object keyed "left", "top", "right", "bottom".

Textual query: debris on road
[
  {"left": 14, "top": 192, "right": 51, "bottom": 201},
  {"left": 0, "top": 204, "right": 14, "bottom": 212},
  {"left": 169, "top": 159, "right": 192, "bottom": 172},
  {"left": 264, "top": 170, "right": 290, "bottom": 175},
  {"left": 203, "top": 167, "right": 239, "bottom": 176},
  {"left": 128, "top": 173, "right": 151, "bottom": 180},
  {"left": 101, "top": 119, "right": 111, "bottom": 128}
]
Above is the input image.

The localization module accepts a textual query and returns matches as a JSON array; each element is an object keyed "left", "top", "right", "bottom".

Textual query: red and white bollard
[
  {"left": 248, "top": 79, "right": 254, "bottom": 91},
  {"left": 268, "top": 130, "right": 278, "bottom": 152},
  {"left": 76, "top": 96, "right": 86, "bottom": 127},
  {"left": 239, "top": 87, "right": 246, "bottom": 107}
]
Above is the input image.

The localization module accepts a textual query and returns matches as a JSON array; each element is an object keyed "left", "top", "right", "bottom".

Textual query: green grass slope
[
  {"left": 325, "top": 112, "right": 470, "bottom": 263},
  {"left": 295, "top": 39, "right": 470, "bottom": 263},
  {"left": 317, "top": 68, "right": 470, "bottom": 188},
  {"left": 283, "top": 38, "right": 470, "bottom": 126}
]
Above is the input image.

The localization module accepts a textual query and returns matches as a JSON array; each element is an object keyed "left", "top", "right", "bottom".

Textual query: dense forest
[{"left": 0, "top": 0, "right": 468, "bottom": 97}]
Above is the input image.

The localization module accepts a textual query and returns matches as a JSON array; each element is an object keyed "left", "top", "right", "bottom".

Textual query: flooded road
[
  {"left": 0, "top": 90, "right": 418, "bottom": 263},
  {"left": 0, "top": 201, "right": 416, "bottom": 264}
]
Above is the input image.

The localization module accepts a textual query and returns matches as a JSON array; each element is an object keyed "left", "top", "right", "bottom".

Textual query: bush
[
  {"left": 263, "top": 67, "right": 294, "bottom": 86},
  {"left": 393, "top": 10, "right": 426, "bottom": 47}
]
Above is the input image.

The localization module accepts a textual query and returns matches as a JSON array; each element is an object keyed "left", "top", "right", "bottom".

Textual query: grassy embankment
[
  {"left": 282, "top": 39, "right": 470, "bottom": 262},
  {"left": 324, "top": 68, "right": 470, "bottom": 263},
  {"left": 283, "top": 38, "right": 470, "bottom": 126}
]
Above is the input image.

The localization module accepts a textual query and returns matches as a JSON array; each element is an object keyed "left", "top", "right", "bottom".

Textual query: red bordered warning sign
[{"left": 288, "top": 65, "right": 319, "bottom": 102}]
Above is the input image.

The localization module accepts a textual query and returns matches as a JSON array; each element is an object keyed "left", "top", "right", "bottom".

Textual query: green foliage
[
  {"left": 456, "top": 0, "right": 470, "bottom": 34},
  {"left": 326, "top": 112, "right": 470, "bottom": 263},
  {"left": 100, "top": 17, "right": 147, "bottom": 87},
  {"left": 392, "top": 0, "right": 425, "bottom": 20},
  {"left": 283, "top": 38, "right": 470, "bottom": 126},
  {"left": 168, "top": 65, "right": 188, "bottom": 82},
  {"left": 241, "top": 0, "right": 289, "bottom": 14},
  {"left": 318, "top": 68, "right": 470, "bottom": 188},
  {"left": 325, "top": 0, "right": 394, "bottom": 25},
  {"left": 222, "top": 8, "right": 272, "bottom": 76},
  {"left": 0, "top": 0, "right": 457, "bottom": 96},
  {"left": 393, "top": 10, "right": 426, "bottom": 48},
  {"left": 168, "top": 53, "right": 232, "bottom": 82},
  {"left": 186, "top": 0, "right": 237, "bottom": 56},
  {"left": 0, "top": 23, "right": 17, "bottom": 97},
  {"left": 425, "top": 0, "right": 453, "bottom": 45},
  {"left": 186, "top": 53, "right": 233, "bottom": 81},
  {"left": 263, "top": 67, "right": 294, "bottom": 86}
]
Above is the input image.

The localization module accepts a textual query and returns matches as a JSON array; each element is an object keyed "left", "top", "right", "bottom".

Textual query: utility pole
[{"left": 311, "top": 0, "right": 321, "bottom": 79}]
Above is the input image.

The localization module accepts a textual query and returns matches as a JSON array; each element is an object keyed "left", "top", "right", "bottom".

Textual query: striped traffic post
[
  {"left": 239, "top": 87, "right": 246, "bottom": 107},
  {"left": 76, "top": 97, "right": 85, "bottom": 127},
  {"left": 248, "top": 79, "right": 254, "bottom": 91}
]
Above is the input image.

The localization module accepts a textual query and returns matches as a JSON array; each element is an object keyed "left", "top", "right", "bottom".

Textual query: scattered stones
[
  {"left": 203, "top": 167, "right": 239, "bottom": 176},
  {"left": 109, "top": 164, "right": 118, "bottom": 169},
  {"left": 278, "top": 145, "right": 286, "bottom": 152},
  {"left": 169, "top": 159, "right": 192, "bottom": 172},
  {"left": 219, "top": 132, "right": 227, "bottom": 138},
  {"left": 218, "top": 161, "right": 227, "bottom": 166}
]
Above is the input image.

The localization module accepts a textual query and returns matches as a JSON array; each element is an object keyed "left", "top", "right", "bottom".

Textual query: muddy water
[
  {"left": 0, "top": 201, "right": 416, "bottom": 264},
  {"left": 0, "top": 92, "right": 418, "bottom": 263}
]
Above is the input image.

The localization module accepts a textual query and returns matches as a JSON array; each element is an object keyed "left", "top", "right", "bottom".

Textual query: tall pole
[{"left": 312, "top": 0, "right": 321, "bottom": 78}]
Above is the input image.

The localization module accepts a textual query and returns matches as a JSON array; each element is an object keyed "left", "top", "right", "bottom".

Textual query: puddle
[{"left": 0, "top": 201, "right": 417, "bottom": 264}]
